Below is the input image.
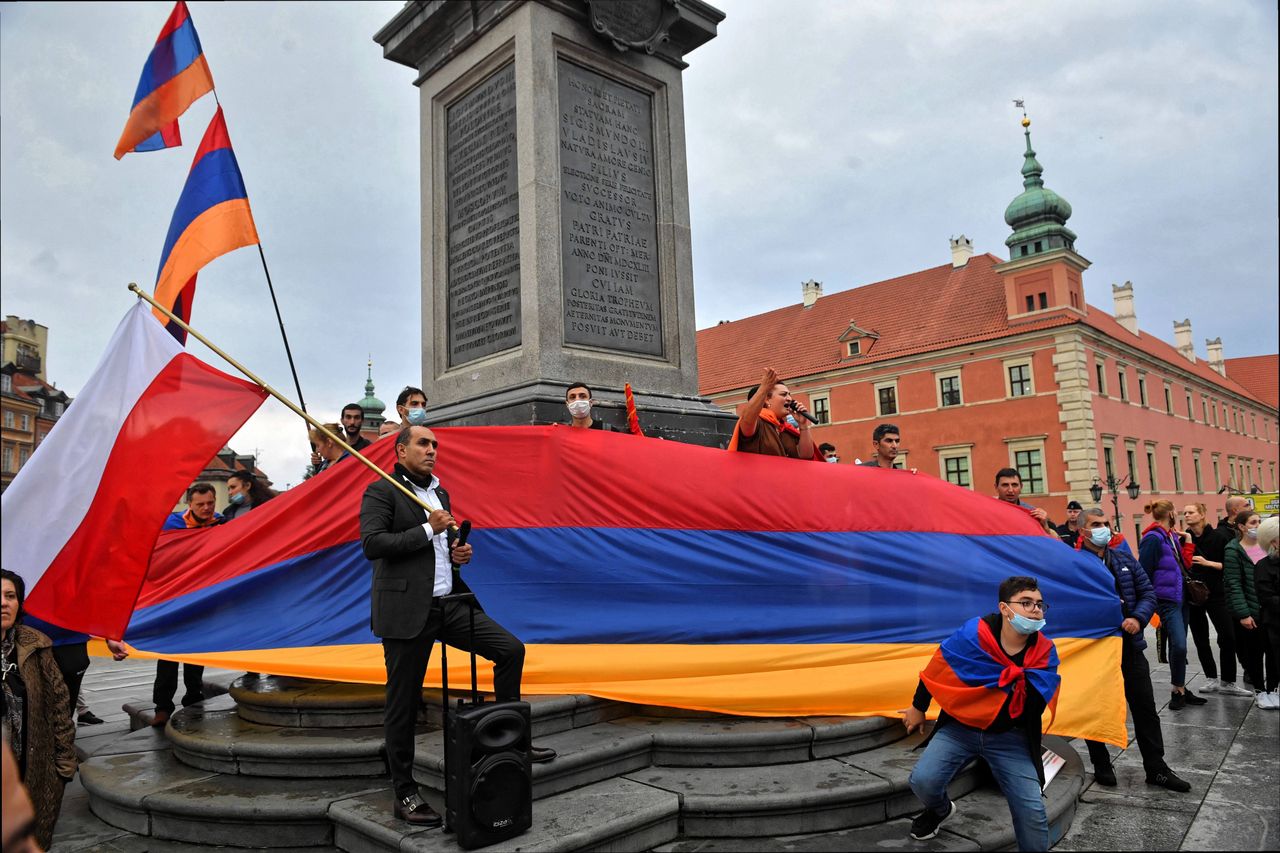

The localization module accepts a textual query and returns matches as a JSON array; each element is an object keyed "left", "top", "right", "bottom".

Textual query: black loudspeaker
[{"left": 444, "top": 700, "right": 533, "bottom": 848}]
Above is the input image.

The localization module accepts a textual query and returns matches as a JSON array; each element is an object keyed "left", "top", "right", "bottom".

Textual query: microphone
[
  {"left": 786, "top": 399, "right": 819, "bottom": 424},
  {"left": 454, "top": 519, "right": 472, "bottom": 546}
]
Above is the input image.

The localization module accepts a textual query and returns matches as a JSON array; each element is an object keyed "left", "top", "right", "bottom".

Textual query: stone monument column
[{"left": 374, "top": 0, "right": 734, "bottom": 445}]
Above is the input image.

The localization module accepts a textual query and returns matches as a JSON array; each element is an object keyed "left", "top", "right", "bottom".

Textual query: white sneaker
[
  {"left": 1263, "top": 692, "right": 1280, "bottom": 710},
  {"left": 1218, "top": 682, "right": 1255, "bottom": 697},
  {"left": 1254, "top": 692, "right": 1271, "bottom": 709},
  {"left": 1199, "top": 678, "right": 1220, "bottom": 694}
]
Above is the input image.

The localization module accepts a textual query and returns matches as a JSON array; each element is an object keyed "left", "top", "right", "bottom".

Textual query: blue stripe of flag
[
  {"left": 155, "top": 146, "right": 249, "bottom": 280},
  {"left": 131, "top": 16, "right": 204, "bottom": 107}
]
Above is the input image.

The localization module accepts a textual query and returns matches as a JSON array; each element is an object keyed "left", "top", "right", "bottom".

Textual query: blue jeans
[
  {"left": 1157, "top": 600, "right": 1189, "bottom": 687},
  {"left": 909, "top": 723, "right": 1048, "bottom": 852}
]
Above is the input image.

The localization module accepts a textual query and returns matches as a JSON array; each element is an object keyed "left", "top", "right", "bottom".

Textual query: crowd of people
[{"left": 2, "top": 370, "right": 1275, "bottom": 851}]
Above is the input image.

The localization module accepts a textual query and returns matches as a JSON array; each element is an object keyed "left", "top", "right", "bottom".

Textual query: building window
[
  {"left": 0, "top": 375, "right": 10, "bottom": 393},
  {"left": 36, "top": 431, "right": 48, "bottom": 446},
  {"left": 938, "top": 374, "right": 962, "bottom": 408},
  {"left": 1250, "top": 413, "right": 1257, "bottom": 435},
  {"left": 944, "top": 455, "right": 972, "bottom": 488},
  {"left": 1103, "top": 446, "right": 1116, "bottom": 481},
  {"left": 1034, "top": 241, "right": 1044, "bottom": 254},
  {"left": 1164, "top": 384, "right": 1172, "bottom": 413},
  {"left": 1270, "top": 463, "right": 1276, "bottom": 490},
  {"left": 892, "top": 451, "right": 909, "bottom": 470},
  {"left": 1126, "top": 446, "right": 1138, "bottom": 482},
  {"left": 1, "top": 446, "right": 12, "bottom": 472},
  {"left": 1193, "top": 453, "right": 1203, "bottom": 492},
  {"left": 1025, "top": 295, "right": 1035, "bottom": 313},
  {"left": 1014, "top": 448, "right": 1045, "bottom": 495},
  {"left": 1221, "top": 405, "right": 1227, "bottom": 428},
  {"left": 1007, "top": 363, "right": 1032, "bottom": 398},
  {"left": 1210, "top": 401, "right": 1217, "bottom": 426},
  {"left": 1171, "top": 450, "right": 1182, "bottom": 492},
  {"left": 1095, "top": 360, "right": 1107, "bottom": 395},
  {"left": 51, "top": 402, "right": 63, "bottom": 417},
  {"left": 1037, "top": 292, "right": 1048, "bottom": 309},
  {"left": 17, "top": 448, "right": 28, "bottom": 468},
  {"left": 1212, "top": 456, "right": 1221, "bottom": 490},
  {"left": 876, "top": 383, "right": 898, "bottom": 416},
  {"left": 810, "top": 394, "right": 830, "bottom": 425},
  {"left": 19, "top": 414, "right": 30, "bottom": 431},
  {"left": 846, "top": 340, "right": 860, "bottom": 357},
  {"left": 1199, "top": 397, "right": 1205, "bottom": 421},
  {"left": 1138, "top": 375, "right": 1148, "bottom": 406},
  {"left": 1146, "top": 448, "right": 1158, "bottom": 492},
  {"left": 1117, "top": 369, "right": 1129, "bottom": 402},
  {"left": 2, "top": 411, "right": 12, "bottom": 429}
]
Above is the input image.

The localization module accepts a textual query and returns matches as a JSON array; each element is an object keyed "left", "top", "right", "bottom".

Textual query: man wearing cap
[{"left": 1056, "top": 501, "right": 1084, "bottom": 547}]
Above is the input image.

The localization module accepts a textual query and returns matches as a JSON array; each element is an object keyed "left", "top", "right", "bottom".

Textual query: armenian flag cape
[
  {"left": 111, "top": 426, "right": 1128, "bottom": 746},
  {"left": 921, "top": 617, "right": 1060, "bottom": 729}
]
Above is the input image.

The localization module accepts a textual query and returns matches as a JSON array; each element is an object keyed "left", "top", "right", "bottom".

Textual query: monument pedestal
[{"left": 375, "top": 0, "right": 734, "bottom": 446}]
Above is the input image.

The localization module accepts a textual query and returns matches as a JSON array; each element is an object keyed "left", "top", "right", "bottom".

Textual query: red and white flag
[{"left": 1, "top": 302, "right": 267, "bottom": 638}]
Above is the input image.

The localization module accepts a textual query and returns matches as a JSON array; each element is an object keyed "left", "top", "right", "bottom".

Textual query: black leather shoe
[
  {"left": 529, "top": 746, "right": 557, "bottom": 764},
  {"left": 393, "top": 793, "right": 443, "bottom": 827},
  {"left": 1093, "top": 763, "right": 1117, "bottom": 787},
  {"left": 1168, "top": 691, "right": 1186, "bottom": 711},
  {"left": 1181, "top": 688, "right": 1208, "bottom": 706},
  {"left": 150, "top": 710, "right": 171, "bottom": 728},
  {"left": 1146, "top": 768, "right": 1191, "bottom": 793}
]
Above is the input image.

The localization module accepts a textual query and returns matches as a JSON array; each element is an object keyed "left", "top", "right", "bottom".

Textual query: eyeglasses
[{"left": 1004, "top": 598, "right": 1048, "bottom": 613}]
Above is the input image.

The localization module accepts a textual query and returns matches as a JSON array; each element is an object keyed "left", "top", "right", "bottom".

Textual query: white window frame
[
  {"left": 874, "top": 379, "right": 899, "bottom": 417},
  {"left": 1102, "top": 436, "right": 1117, "bottom": 481},
  {"left": 1006, "top": 435, "right": 1049, "bottom": 496},
  {"left": 1003, "top": 357, "right": 1035, "bottom": 398},
  {"left": 892, "top": 450, "right": 910, "bottom": 470},
  {"left": 1145, "top": 443, "right": 1159, "bottom": 492},
  {"left": 936, "top": 443, "right": 975, "bottom": 490},
  {"left": 1212, "top": 454, "right": 1221, "bottom": 490},
  {"left": 935, "top": 369, "right": 963, "bottom": 409},
  {"left": 1095, "top": 355, "right": 1107, "bottom": 396},
  {"left": 809, "top": 392, "right": 830, "bottom": 425},
  {"left": 846, "top": 340, "right": 861, "bottom": 357},
  {"left": 0, "top": 374, "right": 10, "bottom": 393}
]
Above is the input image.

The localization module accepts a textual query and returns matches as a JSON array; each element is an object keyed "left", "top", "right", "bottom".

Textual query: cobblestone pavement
[{"left": 51, "top": 644, "right": 1279, "bottom": 851}]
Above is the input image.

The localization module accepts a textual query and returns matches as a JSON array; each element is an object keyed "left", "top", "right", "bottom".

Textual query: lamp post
[{"left": 1090, "top": 473, "right": 1142, "bottom": 531}]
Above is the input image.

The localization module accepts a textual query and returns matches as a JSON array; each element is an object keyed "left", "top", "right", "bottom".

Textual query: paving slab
[
  {"left": 1052, "top": 798, "right": 1196, "bottom": 851},
  {"left": 1181, "top": 796, "right": 1280, "bottom": 851},
  {"left": 1158, "top": 695, "right": 1255, "bottom": 731}
]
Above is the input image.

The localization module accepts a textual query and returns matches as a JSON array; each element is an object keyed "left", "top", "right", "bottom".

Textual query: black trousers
[
  {"left": 1085, "top": 639, "right": 1165, "bottom": 775},
  {"left": 153, "top": 660, "right": 205, "bottom": 714},
  {"left": 1188, "top": 598, "right": 1238, "bottom": 683},
  {"left": 1235, "top": 621, "right": 1279, "bottom": 692},
  {"left": 382, "top": 598, "right": 525, "bottom": 798},
  {"left": 51, "top": 641, "right": 91, "bottom": 719}
]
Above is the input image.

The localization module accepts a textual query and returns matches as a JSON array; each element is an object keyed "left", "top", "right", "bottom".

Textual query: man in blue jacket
[{"left": 1079, "top": 507, "right": 1190, "bottom": 792}]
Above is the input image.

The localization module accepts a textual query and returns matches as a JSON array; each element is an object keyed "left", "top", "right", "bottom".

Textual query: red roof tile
[
  {"left": 696, "top": 254, "right": 1273, "bottom": 409},
  {"left": 1225, "top": 355, "right": 1279, "bottom": 409}
]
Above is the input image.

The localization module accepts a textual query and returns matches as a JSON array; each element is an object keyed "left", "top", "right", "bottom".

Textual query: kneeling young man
[
  {"left": 903, "top": 576, "right": 1060, "bottom": 852},
  {"left": 359, "top": 425, "right": 556, "bottom": 828}
]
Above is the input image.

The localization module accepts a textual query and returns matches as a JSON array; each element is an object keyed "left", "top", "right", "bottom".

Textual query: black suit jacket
[{"left": 359, "top": 471, "right": 477, "bottom": 639}]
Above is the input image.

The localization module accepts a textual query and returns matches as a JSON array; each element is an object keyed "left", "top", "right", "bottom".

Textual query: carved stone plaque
[
  {"left": 446, "top": 63, "right": 520, "bottom": 366},
  {"left": 558, "top": 59, "right": 662, "bottom": 356},
  {"left": 586, "top": 0, "right": 677, "bottom": 54}
]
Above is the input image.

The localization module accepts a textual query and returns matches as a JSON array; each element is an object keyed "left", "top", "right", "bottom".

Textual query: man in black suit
[{"left": 359, "top": 424, "right": 555, "bottom": 827}]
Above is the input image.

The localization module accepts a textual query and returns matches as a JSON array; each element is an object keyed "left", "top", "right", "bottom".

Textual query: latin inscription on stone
[
  {"left": 446, "top": 63, "right": 520, "bottom": 366},
  {"left": 558, "top": 59, "right": 662, "bottom": 356}
]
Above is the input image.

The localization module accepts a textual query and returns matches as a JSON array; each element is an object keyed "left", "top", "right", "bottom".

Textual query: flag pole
[{"left": 128, "top": 282, "right": 434, "bottom": 515}]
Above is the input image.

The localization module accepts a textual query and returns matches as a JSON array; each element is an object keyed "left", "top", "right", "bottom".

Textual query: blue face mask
[
  {"left": 1089, "top": 527, "right": 1112, "bottom": 547},
  {"left": 228, "top": 492, "right": 246, "bottom": 506},
  {"left": 1008, "top": 611, "right": 1046, "bottom": 635},
  {"left": 406, "top": 407, "right": 428, "bottom": 426}
]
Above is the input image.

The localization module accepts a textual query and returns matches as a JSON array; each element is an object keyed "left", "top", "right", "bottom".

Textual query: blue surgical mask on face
[
  {"left": 1245, "top": 528, "right": 1259, "bottom": 539},
  {"left": 406, "top": 408, "right": 428, "bottom": 425},
  {"left": 228, "top": 492, "right": 245, "bottom": 506},
  {"left": 825, "top": 456, "right": 839, "bottom": 464},
  {"left": 1009, "top": 611, "right": 1046, "bottom": 634},
  {"left": 1089, "top": 527, "right": 1112, "bottom": 547}
]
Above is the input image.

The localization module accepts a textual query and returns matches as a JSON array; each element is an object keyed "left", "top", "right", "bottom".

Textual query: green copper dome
[
  {"left": 1004, "top": 119, "right": 1077, "bottom": 258},
  {"left": 358, "top": 360, "right": 385, "bottom": 419}
]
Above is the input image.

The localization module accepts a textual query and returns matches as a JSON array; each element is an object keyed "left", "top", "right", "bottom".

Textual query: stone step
[
  {"left": 167, "top": 695, "right": 393, "bottom": 778},
  {"left": 411, "top": 722, "right": 654, "bottom": 801},
  {"left": 80, "top": 747, "right": 384, "bottom": 847},
  {"left": 231, "top": 675, "right": 629, "bottom": 736},
  {"left": 120, "top": 669, "right": 242, "bottom": 732},
  {"left": 655, "top": 732, "right": 1085, "bottom": 845},
  {"left": 329, "top": 777, "right": 679, "bottom": 853}
]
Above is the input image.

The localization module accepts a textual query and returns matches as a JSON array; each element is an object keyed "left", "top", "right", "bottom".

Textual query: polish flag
[{"left": 1, "top": 302, "right": 267, "bottom": 639}]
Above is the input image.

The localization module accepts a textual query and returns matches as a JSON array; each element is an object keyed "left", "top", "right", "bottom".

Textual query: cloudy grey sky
[{"left": 2, "top": 1, "right": 1276, "bottom": 486}]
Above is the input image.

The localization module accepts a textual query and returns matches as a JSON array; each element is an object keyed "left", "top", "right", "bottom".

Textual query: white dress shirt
[{"left": 404, "top": 474, "right": 452, "bottom": 597}]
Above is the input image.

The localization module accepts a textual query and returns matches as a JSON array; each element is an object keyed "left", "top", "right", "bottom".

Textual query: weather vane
[{"left": 1012, "top": 99, "right": 1030, "bottom": 127}]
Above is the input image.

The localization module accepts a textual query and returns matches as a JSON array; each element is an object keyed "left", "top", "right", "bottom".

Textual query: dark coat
[
  {"left": 1224, "top": 539, "right": 1262, "bottom": 621},
  {"left": 358, "top": 468, "right": 475, "bottom": 639},
  {"left": 1094, "top": 543, "right": 1158, "bottom": 651},
  {"left": 12, "top": 625, "right": 77, "bottom": 849},
  {"left": 1256, "top": 553, "right": 1280, "bottom": 624}
]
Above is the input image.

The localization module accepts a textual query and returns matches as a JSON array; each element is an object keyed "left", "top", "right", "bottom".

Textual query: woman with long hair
[
  {"left": 1183, "top": 503, "right": 1251, "bottom": 697},
  {"left": 1223, "top": 510, "right": 1277, "bottom": 709},
  {"left": 1139, "top": 500, "right": 1206, "bottom": 710},
  {"left": 222, "top": 470, "right": 277, "bottom": 522},
  {"left": 1, "top": 569, "right": 77, "bottom": 848}
]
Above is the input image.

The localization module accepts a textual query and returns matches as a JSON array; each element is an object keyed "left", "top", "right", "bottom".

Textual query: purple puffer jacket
[{"left": 1139, "top": 528, "right": 1183, "bottom": 604}]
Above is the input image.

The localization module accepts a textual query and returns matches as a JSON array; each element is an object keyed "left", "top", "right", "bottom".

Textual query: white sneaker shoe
[
  {"left": 1218, "top": 682, "right": 1255, "bottom": 697},
  {"left": 1199, "top": 678, "right": 1219, "bottom": 694},
  {"left": 1254, "top": 692, "right": 1272, "bottom": 709},
  {"left": 1262, "top": 692, "right": 1280, "bottom": 710}
]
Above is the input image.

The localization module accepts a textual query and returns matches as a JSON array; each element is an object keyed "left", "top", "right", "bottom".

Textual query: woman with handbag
[
  {"left": 1223, "top": 510, "right": 1277, "bottom": 709},
  {"left": 1184, "top": 503, "right": 1252, "bottom": 697},
  {"left": 1139, "top": 500, "right": 1207, "bottom": 711}
]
